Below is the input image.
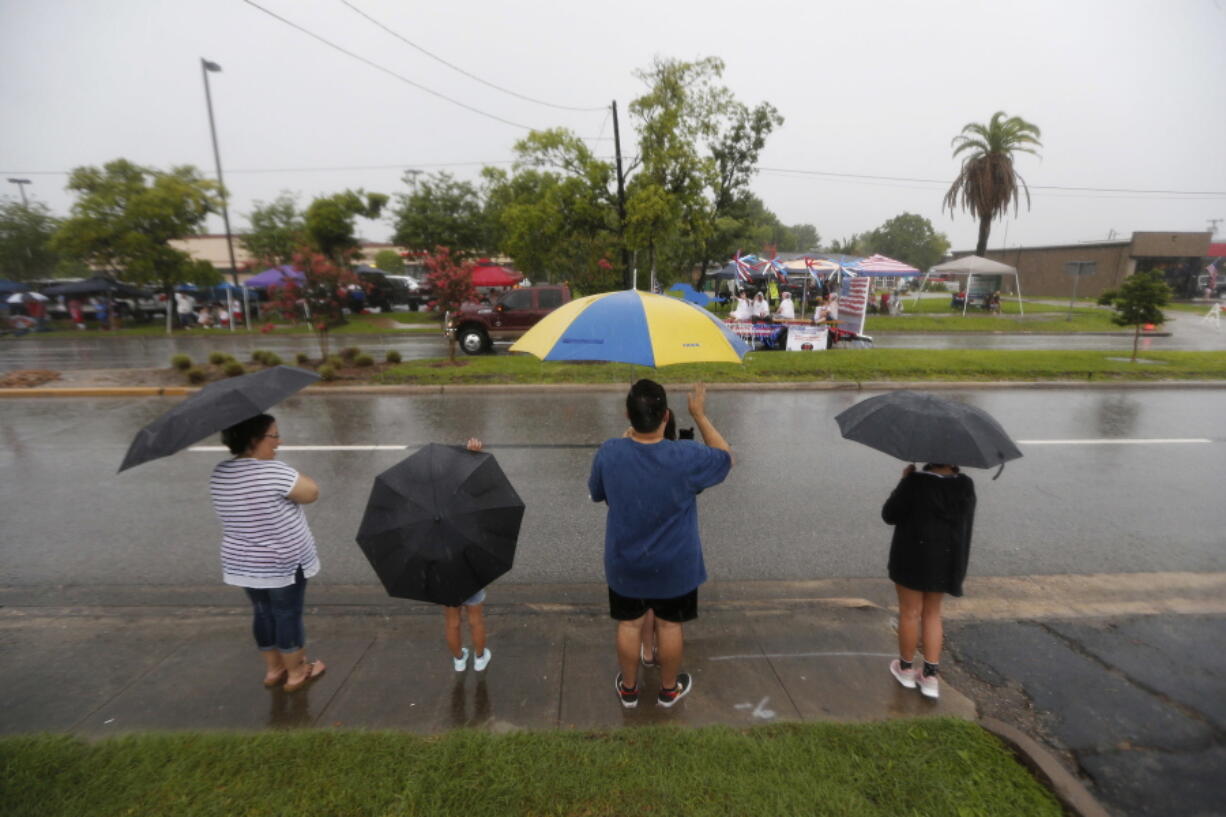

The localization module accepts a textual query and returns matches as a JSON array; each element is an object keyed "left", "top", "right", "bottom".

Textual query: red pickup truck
[{"left": 444, "top": 285, "right": 572, "bottom": 355}]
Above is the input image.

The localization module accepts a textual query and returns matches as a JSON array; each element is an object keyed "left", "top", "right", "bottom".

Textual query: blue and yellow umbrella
[{"left": 509, "top": 289, "right": 749, "bottom": 367}]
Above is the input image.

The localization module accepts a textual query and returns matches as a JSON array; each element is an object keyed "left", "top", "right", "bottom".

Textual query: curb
[
  {"left": 979, "top": 717, "right": 1112, "bottom": 817},
  {"left": 3, "top": 379, "right": 1226, "bottom": 398}
]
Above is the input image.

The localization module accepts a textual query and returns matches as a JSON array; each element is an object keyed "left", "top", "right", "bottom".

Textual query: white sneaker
[
  {"left": 473, "top": 648, "right": 492, "bottom": 672},
  {"left": 452, "top": 647, "right": 469, "bottom": 672},
  {"left": 889, "top": 659, "right": 917, "bottom": 689},
  {"left": 917, "top": 670, "right": 940, "bottom": 699}
]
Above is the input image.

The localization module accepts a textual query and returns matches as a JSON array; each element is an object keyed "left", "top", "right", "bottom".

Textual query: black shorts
[{"left": 608, "top": 586, "right": 698, "bottom": 623}]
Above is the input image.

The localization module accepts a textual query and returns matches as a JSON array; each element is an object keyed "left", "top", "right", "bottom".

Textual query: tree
[
  {"left": 304, "top": 190, "right": 388, "bottom": 261},
  {"left": 829, "top": 233, "right": 872, "bottom": 256},
  {"left": 423, "top": 246, "right": 476, "bottom": 360},
  {"left": 629, "top": 56, "right": 782, "bottom": 286},
  {"left": 482, "top": 131, "right": 620, "bottom": 293},
  {"left": 1097, "top": 269, "right": 1171, "bottom": 362},
  {"left": 943, "top": 112, "right": 1042, "bottom": 256},
  {"left": 392, "top": 171, "right": 488, "bottom": 257},
  {"left": 0, "top": 199, "right": 62, "bottom": 281},
  {"left": 52, "top": 159, "right": 223, "bottom": 306},
  {"left": 865, "top": 213, "right": 950, "bottom": 271},
  {"left": 242, "top": 194, "right": 306, "bottom": 266},
  {"left": 373, "top": 249, "right": 404, "bottom": 274}
]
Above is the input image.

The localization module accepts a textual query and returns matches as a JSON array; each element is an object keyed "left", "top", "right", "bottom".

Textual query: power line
[
  {"left": 241, "top": 0, "right": 535, "bottom": 131},
  {"left": 340, "top": 0, "right": 606, "bottom": 113}
]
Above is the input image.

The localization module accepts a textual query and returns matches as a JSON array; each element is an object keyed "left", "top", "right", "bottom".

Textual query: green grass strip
[
  {"left": 375, "top": 350, "right": 1226, "bottom": 386},
  {"left": 0, "top": 721, "right": 1062, "bottom": 817}
]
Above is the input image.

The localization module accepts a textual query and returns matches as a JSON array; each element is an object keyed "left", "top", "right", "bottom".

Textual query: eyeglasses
[{"left": 263, "top": 433, "right": 280, "bottom": 439}]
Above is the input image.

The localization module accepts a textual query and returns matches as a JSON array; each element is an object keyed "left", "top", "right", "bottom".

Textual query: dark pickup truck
[{"left": 444, "top": 284, "right": 572, "bottom": 354}]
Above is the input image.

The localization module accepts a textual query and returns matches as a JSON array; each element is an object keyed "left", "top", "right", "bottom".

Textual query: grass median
[
  {"left": 0, "top": 720, "right": 1062, "bottom": 817},
  {"left": 373, "top": 349, "right": 1226, "bottom": 386}
]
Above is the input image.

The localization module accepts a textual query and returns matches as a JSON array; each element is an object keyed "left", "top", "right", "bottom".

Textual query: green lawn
[
  {"left": 376, "top": 349, "right": 1226, "bottom": 385},
  {"left": 0, "top": 721, "right": 1062, "bottom": 817}
]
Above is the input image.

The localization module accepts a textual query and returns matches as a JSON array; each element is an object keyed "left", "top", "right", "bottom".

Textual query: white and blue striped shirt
[{"left": 210, "top": 458, "right": 320, "bottom": 588}]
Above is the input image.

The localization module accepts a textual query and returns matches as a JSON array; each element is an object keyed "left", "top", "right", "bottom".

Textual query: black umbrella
[
  {"left": 835, "top": 390, "right": 1022, "bottom": 477},
  {"left": 43, "top": 276, "right": 151, "bottom": 299},
  {"left": 118, "top": 365, "right": 320, "bottom": 472},
  {"left": 356, "top": 443, "right": 525, "bottom": 606}
]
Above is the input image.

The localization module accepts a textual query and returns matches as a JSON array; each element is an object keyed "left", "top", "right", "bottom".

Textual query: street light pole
[
  {"left": 201, "top": 58, "right": 247, "bottom": 332},
  {"left": 6, "top": 178, "right": 31, "bottom": 207}
]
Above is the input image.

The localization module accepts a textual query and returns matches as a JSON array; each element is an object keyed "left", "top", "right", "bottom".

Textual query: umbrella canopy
[
  {"left": 666, "top": 282, "right": 715, "bottom": 306},
  {"left": 7, "top": 291, "right": 49, "bottom": 303},
  {"left": 509, "top": 289, "right": 749, "bottom": 367},
  {"left": 42, "top": 276, "right": 151, "bottom": 299},
  {"left": 355, "top": 443, "right": 525, "bottom": 606},
  {"left": 470, "top": 264, "right": 522, "bottom": 288},
  {"left": 850, "top": 254, "right": 920, "bottom": 276},
  {"left": 931, "top": 255, "right": 1018, "bottom": 276},
  {"left": 834, "top": 390, "right": 1022, "bottom": 472},
  {"left": 0, "top": 280, "right": 30, "bottom": 294},
  {"left": 245, "top": 266, "right": 306, "bottom": 288},
  {"left": 118, "top": 365, "right": 320, "bottom": 472}
]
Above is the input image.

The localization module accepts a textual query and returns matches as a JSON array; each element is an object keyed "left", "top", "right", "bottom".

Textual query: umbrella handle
[{"left": 992, "top": 461, "right": 1005, "bottom": 481}]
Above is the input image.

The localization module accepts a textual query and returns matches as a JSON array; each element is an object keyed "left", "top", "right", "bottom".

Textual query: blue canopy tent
[
  {"left": 667, "top": 282, "right": 715, "bottom": 306},
  {"left": 0, "top": 280, "right": 30, "bottom": 295}
]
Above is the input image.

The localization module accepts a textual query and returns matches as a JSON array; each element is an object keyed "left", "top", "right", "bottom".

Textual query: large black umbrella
[
  {"left": 43, "top": 276, "right": 151, "bottom": 299},
  {"left": 118, "top": 365, "right": 320, "bottom": 472},
  {"left": 356, "top": 444, "right": 525, "bottom": 606},
  {"left": 835, "top": 390, "right": 1022, "bottom": 476}
]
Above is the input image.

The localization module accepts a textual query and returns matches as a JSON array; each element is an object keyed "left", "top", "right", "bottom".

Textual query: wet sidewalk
[{"left": 0, "top": 586, "right": 975, "bottom": 736}]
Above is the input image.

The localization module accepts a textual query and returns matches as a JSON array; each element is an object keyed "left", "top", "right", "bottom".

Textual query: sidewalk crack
[{"left": 312, "top": 634, "right": 376, "bottom": 727}]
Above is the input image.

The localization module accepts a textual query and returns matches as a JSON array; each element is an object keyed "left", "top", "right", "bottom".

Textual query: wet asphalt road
[
  {"left": 1, "top": 387, "right": 1222, "bottom": 588},
  {"left": 3, "top": 307, "right": 1223, "bottom": 370}
]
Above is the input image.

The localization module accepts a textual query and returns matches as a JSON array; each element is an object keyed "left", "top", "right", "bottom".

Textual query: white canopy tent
[{"left": 915, "top": 255, "right": 1024, "bottom": 316}]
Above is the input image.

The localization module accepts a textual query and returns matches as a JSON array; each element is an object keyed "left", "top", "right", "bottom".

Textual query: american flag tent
[{"left": 849, "top": 254, "right": 920, "bottom": 276}]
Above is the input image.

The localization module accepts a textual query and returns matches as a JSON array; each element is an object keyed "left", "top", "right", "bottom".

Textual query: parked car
[
  {"left": 384, "top": 274, "right": 432, "bottom": 311},
  {"left": 444, "top": 285, "right": 572, "bottom": 354}
]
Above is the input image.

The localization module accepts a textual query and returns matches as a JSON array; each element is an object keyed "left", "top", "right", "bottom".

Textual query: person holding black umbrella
[
  {"left": 210, "top": 413, "right": 326, "bottom": 692},
  {"left": 881, "top": 462, "right": 977, "bottom": 700}
]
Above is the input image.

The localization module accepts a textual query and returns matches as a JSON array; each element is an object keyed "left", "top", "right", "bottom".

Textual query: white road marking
[
  {"left": 734, "top": 697, "right": 777, "bottom": 719},
  {"left": 1017, "top": 438, "right": 1211, "bottom": 445}
]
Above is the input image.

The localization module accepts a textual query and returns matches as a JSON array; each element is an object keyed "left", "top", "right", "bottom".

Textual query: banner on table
[
  {"left": 786, "top": 326, "right": 827, "bottom": 351},
  {"left": 838, "top": 277, "right": 870, "bottom": 336}
]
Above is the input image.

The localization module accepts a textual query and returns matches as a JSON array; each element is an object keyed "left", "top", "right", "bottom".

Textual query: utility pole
[
  {"left": 6, "top": 178, "right": 31, "bottom": 207},
  {"left": 611, "top": 101, "right": 631, "bottom": 290},
  {"left": 201, "top": 58, "right": 246, "bottom": 332},
  {"left": 1209, "top": 218, "right": 1223, "bottom": 236}
]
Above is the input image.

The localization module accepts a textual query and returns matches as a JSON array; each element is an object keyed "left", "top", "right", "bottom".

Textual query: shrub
[
  {"left": 185, "top": 366, "right": 207, "bottom": 384},
  {"left": 208, "top": 351, "right": 227, "bottom": 366},
  {"left": 223, "top": 361, "right": 245, "bottom": 377},
  {"left": 318, "top": 364, "right": 336, "bottom": 381},
  {"left": 250, "top": 350, "right": 268, "bottom": 364},
  {"left": 340, "top": 346, "right": 361, "bottom": 362},
  {"left": 170, "top": 354, "right": 192, "bottom": 371},
  {"left": 354, "top": 353, "right": 374, "bottom": 367},
  {"left": 263, "top": 353, "right": 283, "bottom": 366},
  {"left": 326, "top": 355, "right": 344, "bottom": 369},
  {"left": 385, "top": 350, "right": 402, "bottom": 364},
  {"left": 295, "top": 352, "right": 311, "bottom": 366}
]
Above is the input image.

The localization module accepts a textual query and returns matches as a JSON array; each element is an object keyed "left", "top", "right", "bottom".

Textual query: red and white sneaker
[{"left": 917, "top": 670, "right": 940, "bottom": 699}]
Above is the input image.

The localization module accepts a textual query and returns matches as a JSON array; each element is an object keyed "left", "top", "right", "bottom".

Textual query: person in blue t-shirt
[{"left": 588, "top": 379, "right": 733, "bottom": 710}]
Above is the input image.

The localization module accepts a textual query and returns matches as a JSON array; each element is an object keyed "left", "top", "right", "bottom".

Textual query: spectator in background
[{"left": 176, "top": 291, "right": 197, "bottom": 328}]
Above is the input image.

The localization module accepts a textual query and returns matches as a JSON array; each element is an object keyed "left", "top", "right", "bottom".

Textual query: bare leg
[
  {"left": 443, "top": 606, "right": 463, "bottom": 658},
  {"left": 616, "top": 616, "right": 645, "bottom": 689},
  {"left": 920, "top": 592, "right": 944, "bottom": 664},
  {"left": 261, "top": 649, "right": 285, "bottom": 685},
  {"left": 895, "top": 584, "right": 923, "bottom": 662},
  {"left": 467, "top": 604, "right": 487, "bottom": 657},
  {"left": 640, "top": 610, "right": 657, "bottom": 664},
  {"left": 655, "top": 618, "right": 684, "bottom": 690}
]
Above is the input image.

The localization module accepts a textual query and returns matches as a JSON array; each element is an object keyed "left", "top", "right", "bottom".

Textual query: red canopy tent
[{"left": 470, "top": 262, "right": 523, "bottom": 288}]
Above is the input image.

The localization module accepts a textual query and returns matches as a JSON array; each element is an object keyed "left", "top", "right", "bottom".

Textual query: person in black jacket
[{"left": 881, "top": 462, "right": 976, "bottom": 700}]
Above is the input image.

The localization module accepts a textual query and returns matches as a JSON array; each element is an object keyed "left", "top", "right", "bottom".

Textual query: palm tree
[{"left": 943, "top": 112, "right": 1042, "bottom": 256}]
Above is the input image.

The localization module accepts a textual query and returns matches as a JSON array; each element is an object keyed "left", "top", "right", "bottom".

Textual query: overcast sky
[{"left": 3, "top": 0, "right": 1224, "bottom": 253}]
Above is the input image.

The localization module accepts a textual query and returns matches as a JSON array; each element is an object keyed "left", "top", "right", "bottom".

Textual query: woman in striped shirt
[{"left": 210, "top": 413, "right": 326, "bottom": 692}]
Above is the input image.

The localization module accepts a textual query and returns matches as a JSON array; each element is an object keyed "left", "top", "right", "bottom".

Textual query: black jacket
[{"left": 882, "top": 471, "right": 976, "bottom": 596}]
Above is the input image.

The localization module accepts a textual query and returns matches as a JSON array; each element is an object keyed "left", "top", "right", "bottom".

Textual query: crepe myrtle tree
[
  {"left": 292, "top": 251, "right": 361, "bottom": 359},
  {"left": 1097, "top": 269, "right": 1171, "bottom": 362},
  {"left": 423, "top": 246, "right": 476, "bottom": 361}
]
